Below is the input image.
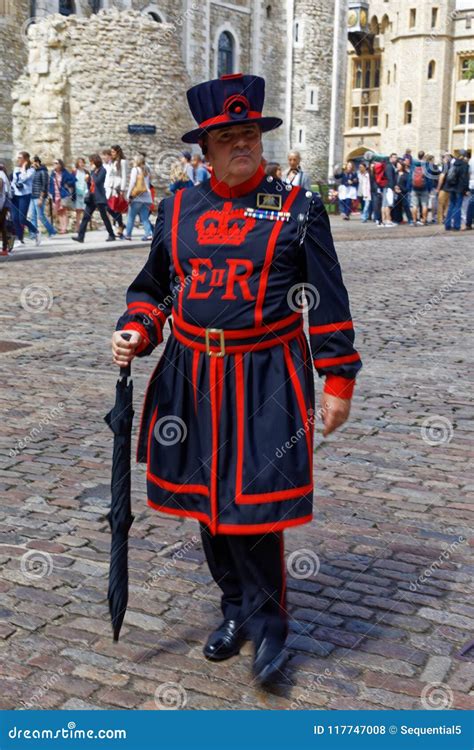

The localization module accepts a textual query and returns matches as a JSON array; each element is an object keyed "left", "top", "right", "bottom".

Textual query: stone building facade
[
  {"left": 343, "top": 0, "right": 474, "bottom": 162},
  {"left": 0, "top": 0, "right": 342, "bottom": 184}
]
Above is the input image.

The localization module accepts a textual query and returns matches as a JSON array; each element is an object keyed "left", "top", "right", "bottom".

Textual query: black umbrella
[{"left": 104, "top": 332, "right": 135, "bottom": 641}]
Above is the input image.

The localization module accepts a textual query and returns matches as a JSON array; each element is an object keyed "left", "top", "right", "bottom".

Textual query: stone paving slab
[{"left": 0, "top": 222, "right": 472, "bottom": 711}]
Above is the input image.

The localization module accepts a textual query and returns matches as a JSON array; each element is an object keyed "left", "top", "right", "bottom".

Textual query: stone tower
[
  {"left": 11, "top": 9, "right": 194, "bottom": 186},
  {"left": 289, "top": 0, "right": 347, "bottom": 182}
]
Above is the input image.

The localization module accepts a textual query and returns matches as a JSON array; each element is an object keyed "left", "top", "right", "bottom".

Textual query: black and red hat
[{"left": 181, "top": 73, "right": 283, "bottom": 144}]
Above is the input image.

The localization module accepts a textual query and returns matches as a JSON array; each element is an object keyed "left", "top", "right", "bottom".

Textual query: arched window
[
  {"left": 404, "top": 100, "right": 413, "bottom": 124},
  {"left": 355, "top": 61, "right": 362, "bottom": 88},
  {"left": 59, "top": 0, "right": 75, "bottom": 15},
  {"left": 428, "top": 60, "right": 435, "bottom": 79},
  {"left": 30, "top": 0, "right": 37, "bottom": 17},
  {"left": 89, "top": 0, "right": 102, "bottom": 12},
  {"left": 393, "top": 63, "right": 397, "bottom": 82},
  {"left": 217, "top": 31, "right": 234, "bottom": 77}
]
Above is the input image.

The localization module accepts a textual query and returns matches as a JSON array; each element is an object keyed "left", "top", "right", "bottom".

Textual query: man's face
[
  {"left": 191, "top": 155, "right": 200, "bottom": 169},
  {"left": 102, "top": 153, "right": 111, "bottom": 164},
  {"left": 205, "top": 124, "right": 262, "bottom": 183},
  {"left": 288, "top": 153, "right": 299, "bottom": 170},
  {"left": 390, "top": 154, "right": 397, "bottom": 164}
]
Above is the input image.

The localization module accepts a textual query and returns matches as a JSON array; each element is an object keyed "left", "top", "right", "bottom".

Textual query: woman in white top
[
  {"left": 10, "top": 151, "right": 39, "bottom": 245},
  {"left": 124, "top": 155, "right": 154, "bottom": 241},
  {"left": 108, "top": 145, "right": 128, "bottom": 238},
  {"left": 0, "top": 163, "right": 11, "bottom": 254}
]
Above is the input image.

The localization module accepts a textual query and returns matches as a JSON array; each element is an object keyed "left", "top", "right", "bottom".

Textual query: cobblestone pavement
[{"left": 0, "top": 217, "right": 472, "bottom": 711}]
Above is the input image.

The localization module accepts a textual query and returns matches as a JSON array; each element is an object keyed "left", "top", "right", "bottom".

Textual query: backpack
[
  {"left": 374, "top": 162, "right": 388, "bottom": 187},
  {"left": 445, "top": 162, "right": 460, "bottom": 189},
  {"left": 131, "top": 167, "right": 147, "bottom": 198},
  {"left": 412, "top": 165, "right": 426, "bottom": 190}
]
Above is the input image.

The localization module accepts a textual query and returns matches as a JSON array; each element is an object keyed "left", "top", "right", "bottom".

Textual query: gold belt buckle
[{"left": 205, "top": 328, "right": 225, "bottom": 357}]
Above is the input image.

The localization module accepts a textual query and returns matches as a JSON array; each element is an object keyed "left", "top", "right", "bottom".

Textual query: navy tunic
[{"left": 116, "top": 165, "right": 362, "bottom": 535}]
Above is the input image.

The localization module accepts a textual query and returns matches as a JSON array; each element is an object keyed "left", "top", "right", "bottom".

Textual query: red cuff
[
  {"left": 122, "top": 321, "right": 154, "bottom": 354},
  {"left": 324, "top": 375, "right": 355, "bottom": 399}
]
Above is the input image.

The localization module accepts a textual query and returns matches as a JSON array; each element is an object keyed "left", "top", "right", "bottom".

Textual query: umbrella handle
[{"left": 120, "top": 332, "right": 132, "bottom": 379}]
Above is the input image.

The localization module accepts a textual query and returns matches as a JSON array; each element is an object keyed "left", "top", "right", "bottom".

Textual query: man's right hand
[{"left": 111, "top": 330, "right": 142, "bottom": 367}]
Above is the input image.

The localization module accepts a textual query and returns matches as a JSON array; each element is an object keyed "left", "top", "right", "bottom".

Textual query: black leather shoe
[
  {"left": 72, "top": 236, "right": 84, "bottom": 243},
  {"left": 252, "top": 637, "right": 288, "bottom": 685},
  {"left": 106, "top": 236, "right": 116, "bottom": 242},
  {"left": 203, "top": 619, "right": 246, "bottom": 661}
]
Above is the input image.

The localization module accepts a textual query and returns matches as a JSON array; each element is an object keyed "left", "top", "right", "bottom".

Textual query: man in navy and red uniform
[{"left": 111, "top": 73, "right": 362, "bottom": 685}]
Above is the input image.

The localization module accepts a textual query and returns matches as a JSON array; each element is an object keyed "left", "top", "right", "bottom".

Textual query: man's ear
[{"left": 199, "top": 136, "right": 208, "bottom": 158}]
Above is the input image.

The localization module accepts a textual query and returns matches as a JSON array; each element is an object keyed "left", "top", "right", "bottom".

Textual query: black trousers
[
  {"left": 199, "top": 523, "right": 288, "bottom": 645},
  {"left": 77, "top": 199, "right": 115, "bottom": 240}
]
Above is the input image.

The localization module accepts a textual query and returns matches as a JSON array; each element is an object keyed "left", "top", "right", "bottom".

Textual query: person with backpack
[
  {"left": 444, "top": 150, "right": 470, "bottom": 231},
  {"left": 123, "top": 155, "right": 154, "bottom": 241},
  {"left": 410, "top": 150, "right": 430, "bottom": 225}
]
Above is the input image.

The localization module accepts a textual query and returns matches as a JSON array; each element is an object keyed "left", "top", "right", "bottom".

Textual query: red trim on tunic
[
  {"left": 146, "top": 500, "right": 313, "bottom": 535},
  {"left": 254, "top": 186, "right": 300, "bottom": 327},
  {"left": 171, "top": 189, "right": 185, "bottom": 318},
  {"left": 173, "top": 309, "right": 301, "bottom": 338},
  {"left": 314, "top": 352, "right": 361, "bottom": 368},
  {"left": 173, "top": 323, "right": 302, "bottom": 355},
  {"left": 284, "top": 343, "right": 313, "bottom": 473},
  {"left": 237, "top": 484, "right": 313, "bottom": 504},
  {"left": 192, "top": 349, "right": 200, "bottom": 414},
  {"left": 209, "top": 357, "right": 219, "bottom": 535},
  {"left": 146, "top": 405, "right": 209, "bottom": 496},
  {"left": 147, "top": 499, "right": 211, "bottom": 524},
  {"left": 148, "top": 471, "right": 209, "bottom": 496},
  {"left": 216, "top": 357, "right": 224, "bottom": 423},
  {"left": 210, "top": 165, "right": 265, "bottom": 199},
  {"left": 234, "top": 353, "right": 244, "bottom": 503},
  {"left": 324, "top": 375, "right": 356, "bottom": 399},
  {"left": 216, "top": 514, "right": 313, "bottom": 535},
  {"left": 122, "top": 321, "right": 152, "bottom": 354},
  {"left": 309, "top": 320, "right": 353, "bottom": 335}
]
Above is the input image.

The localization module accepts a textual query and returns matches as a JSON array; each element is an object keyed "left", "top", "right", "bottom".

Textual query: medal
[{"left": 244, "top": 208, "right": 290, "bottom": 222}]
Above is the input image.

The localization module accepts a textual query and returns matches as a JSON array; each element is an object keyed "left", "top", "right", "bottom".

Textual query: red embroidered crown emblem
[{"left": 195, "top": 202, "right": 256, "bottom": 246}]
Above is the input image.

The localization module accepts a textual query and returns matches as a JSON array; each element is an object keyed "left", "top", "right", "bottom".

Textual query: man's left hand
[{"left": 319, "top": 392, "right": 351, "bottom": 437}]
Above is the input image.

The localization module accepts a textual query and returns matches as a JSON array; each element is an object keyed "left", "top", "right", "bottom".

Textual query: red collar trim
[{"left": 210, "top": 164, "right": 265, "bottom": 198}]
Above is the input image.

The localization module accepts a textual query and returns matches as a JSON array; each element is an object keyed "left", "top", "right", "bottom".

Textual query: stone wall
[
  {"left": 0, "top": 0, "right": 29, "bottom": 170},
  {"left": 12, "top": 9, "right": 194, "bottom": 187}
]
